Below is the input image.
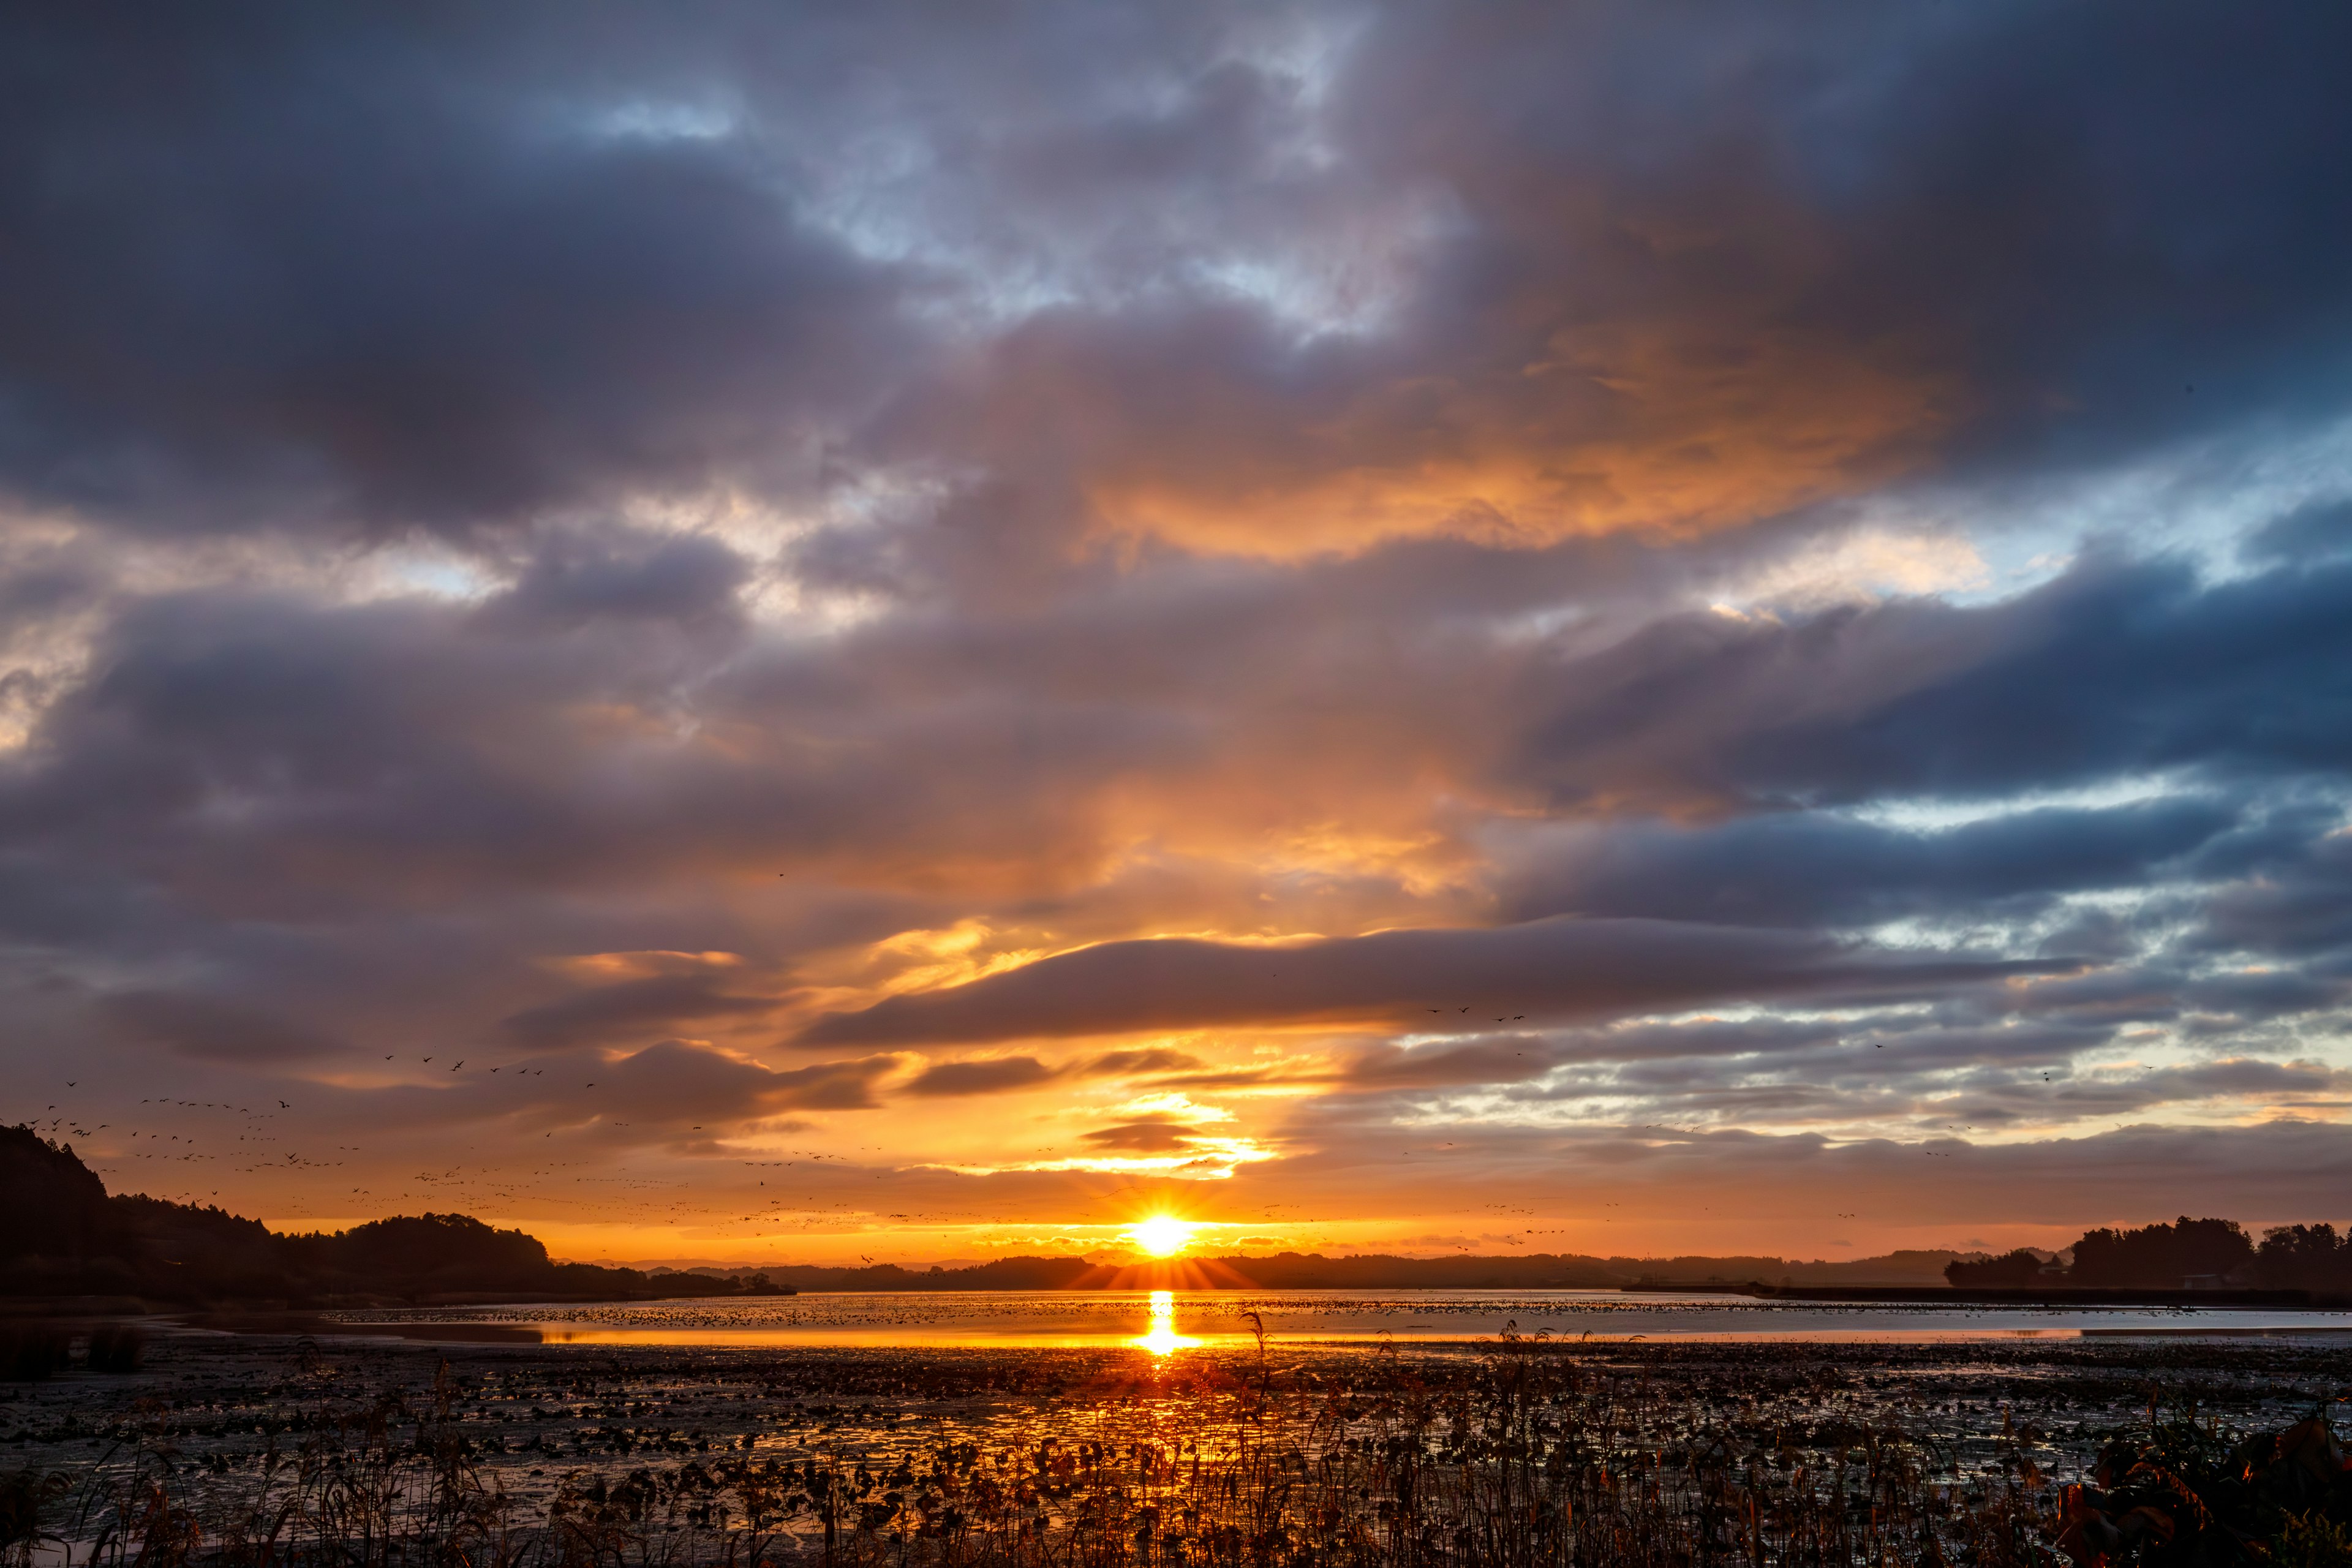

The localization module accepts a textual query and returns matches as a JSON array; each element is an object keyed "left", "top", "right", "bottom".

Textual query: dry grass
[
  {"left": 2, "top": 1332, "right": 2342, "bottom": 1567},
  {"left": 0, "top": 1338, "right": 2079, "bottom": 1568}
]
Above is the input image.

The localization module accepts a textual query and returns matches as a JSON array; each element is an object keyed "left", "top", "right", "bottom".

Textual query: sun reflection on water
[{"left": 1135, "top": 1290, "right": 1198, "bottom": 1357}]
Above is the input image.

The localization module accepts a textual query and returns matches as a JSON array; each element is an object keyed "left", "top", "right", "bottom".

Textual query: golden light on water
[
  {"left": 1135, "top": 1290, "right": 1197, "bottom": 1357},
  {"left": 1127, "top": 1215, "right": 1197, "bottom": 1256}
]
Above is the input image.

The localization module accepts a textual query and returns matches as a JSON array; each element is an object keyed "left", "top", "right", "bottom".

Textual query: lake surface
[
  {"left": 42, "top": 1318, "right": 2352, "bottom": 1565},
  {"left": 321, "top": 1287, "right": 2352, "bottom": 1350}
]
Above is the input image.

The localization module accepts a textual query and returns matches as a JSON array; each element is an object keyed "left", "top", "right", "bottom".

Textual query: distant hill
[
  {"left": 1602, "top": 1250, "right": 1970, "bottom": 1287},
  {"left": 1, "top": 1125, "right": 1986, "bottom": 1302},
  {"left": 704, "top": 1247, "right": 1975, "bottom": 1294},
  {"left": 0, "top": 1125, "right": 115, "bottom": 1262},
  {"left": 14, "top": 1122, "right": 2342, "bottom": 1304},
  {"left": 636, "top": 1248, "right": 1973, "bottom": 1294},
  {"left": 0, "top": 1124, "right": 780, "bottom": 1305}
]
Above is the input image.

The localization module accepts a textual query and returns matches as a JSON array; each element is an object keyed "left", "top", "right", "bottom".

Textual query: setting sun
[{"left": 1127, "top": 1215, "right": 1197, "bottom": 1257}]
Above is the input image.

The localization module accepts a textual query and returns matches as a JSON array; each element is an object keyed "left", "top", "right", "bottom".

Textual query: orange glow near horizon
[{"left": 1128, "top": 1215, "right": 1197, "bottom": 1257}]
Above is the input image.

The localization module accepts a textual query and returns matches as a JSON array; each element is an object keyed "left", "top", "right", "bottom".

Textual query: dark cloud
[
  {"left": 0, "top": 1, "right": 2346, "bottom": 1251},
  {"left": 0, "top": 8, "right": 913, "bottom": 537},
  {"left": 593, "top": 1041, "right": 902, "bottom": 1120},
  {"left": 2246, "top": 502, "right": 2352, "bottom": 566},
  {"left": 841, "top": 0, "right": 2352, "bottom": 570},
  {"left": 1509, "top": 554, "right": 2352, "bottom": 812},
  {"left": 100, "top": 990, "right": 341, "bottom": 1065},
  {"left": 2177, "top": 969, "right": 2348, "bottom": 1022},
  {"left": 1503, "top": 796, "right": 2236, "bottom": 929},
  {"left": 898, "top": 1046, "right": 1211, "bottom": 1098},
  {"left": 2189, "top": 829, "right": 2352, "bottom": 959},
  {"left": 0, "top": 2, "right": 2343, "bottom": 552},
  {"left": 1080, "top": 1121, "right": 1204, "bottom": 1154},
  {"left": 488, "top": 529, "right": 752, "bottom": 631},
  {"left": 1082, "top": 1048, "right": 1207, "bottom": 1076},
  {"left": 1337, "top": 1038, "right": 1563, "bottom": 1092},
  {"left": 899, "top": 1057, "right": 1058, "bottom": 1099},
  {"left": 799, "top": 918, "right": 2063, "bottom": 1048},
  {"left": 500, "top": 970, "right": 777, "bottom": 1049}
]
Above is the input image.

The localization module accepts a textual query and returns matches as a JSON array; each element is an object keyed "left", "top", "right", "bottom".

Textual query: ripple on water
[{"left": 318, "top": 1289, "right": 2352, "bottom": 1349}]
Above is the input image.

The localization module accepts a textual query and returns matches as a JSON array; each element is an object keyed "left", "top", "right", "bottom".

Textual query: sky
[{"left": 3, "top": 1, "right": 2351, "bottom": 1268}]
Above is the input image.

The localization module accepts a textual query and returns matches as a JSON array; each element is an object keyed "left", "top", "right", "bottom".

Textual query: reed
[
  {"left": 12, "top": 1335, "right": 2340, "bottom": 1567},
  {"left": 83, "top": 1327, "right": 146, "bottom": 1377},
  {"left": 0, "top": 1325, "right": 70, "bottom": 1384}
]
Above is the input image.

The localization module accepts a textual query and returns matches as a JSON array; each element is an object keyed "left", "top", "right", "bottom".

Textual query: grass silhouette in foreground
[{"left": 6, "top": 1330, "right": 2350, "bottom": 1567}]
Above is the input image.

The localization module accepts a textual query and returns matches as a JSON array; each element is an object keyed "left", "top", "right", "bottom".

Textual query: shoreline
[{"left": 6, "top": 1327, "right": 2345, "bottom": 1564}]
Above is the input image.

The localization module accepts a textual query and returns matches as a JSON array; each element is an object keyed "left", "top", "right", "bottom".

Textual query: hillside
[
  {"left": 0, "top": 1125, "right": 777, "bottom": 1305},
  {"left": 18, "top": 1123, "right": 2337, "bottom": 1304},
  {"left": 0, "top": 1124, "right": 1986, "bottom": 1302}
]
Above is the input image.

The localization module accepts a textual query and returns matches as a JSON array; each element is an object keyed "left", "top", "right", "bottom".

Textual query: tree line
[
  {"left": 0, "top": 1125, "right": 777, "bottom": 1302},
  {"left": 1945, "top": 1215, "right": 2352, "bottom": 1291}
]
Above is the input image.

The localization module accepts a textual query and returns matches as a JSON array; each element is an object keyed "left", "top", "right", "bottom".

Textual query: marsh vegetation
[{"left": 4, "top": 1329, "right": 2348, "bottom": 1566}]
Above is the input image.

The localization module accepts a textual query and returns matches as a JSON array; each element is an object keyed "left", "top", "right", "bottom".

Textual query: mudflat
[{"left": 4, "top": 1324, "right": 2347, "bottom": 1563}]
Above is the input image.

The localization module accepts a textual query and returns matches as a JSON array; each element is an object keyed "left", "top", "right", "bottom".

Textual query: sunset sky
[{"left": 3, "top": 2, "right": 2350, "bottom": 1267}]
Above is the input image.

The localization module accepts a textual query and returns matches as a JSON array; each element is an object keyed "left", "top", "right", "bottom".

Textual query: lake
[
  {"left": 320, "top": 1287, "right": 2352, "bottom": 1349},
  {"left": 31, "top": 1298, "right": 2350, "bottom": 1566}
]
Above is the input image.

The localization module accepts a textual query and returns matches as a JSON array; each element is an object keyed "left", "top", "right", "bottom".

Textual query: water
[
  {"left": 30, "top": 1306, "right": 2349, "bottom": 1561},
  {"left": 320, "top": 1288, "right": 2352, "bottom": 1349}
]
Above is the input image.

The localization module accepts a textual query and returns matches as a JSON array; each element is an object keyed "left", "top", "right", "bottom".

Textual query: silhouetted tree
[
  {"left": 296, "top": 1212, "right": 551, "bottom": 1286},
  {"left": 0, "top": 1126, "right": 113, "bottom": 1261},
  {"left": 2254, "top": 1223, "right": 2349, "bottom": 1290},
  {"left": 1944, "top": 1248, "right": 2050, "bottom": 1287},
  {"left": 2069, "top": 1216, "right": 2252, "bottom": 1286}
]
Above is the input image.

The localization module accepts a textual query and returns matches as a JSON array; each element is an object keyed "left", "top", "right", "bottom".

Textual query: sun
[{"left": 1127, "top": 1215, "right": 1197, "bottom": 1257}]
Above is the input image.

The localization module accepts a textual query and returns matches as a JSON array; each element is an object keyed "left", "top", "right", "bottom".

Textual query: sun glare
[
  {"left": 1128, "top": 1215, "right": 1196, "bottom": 1257},
  {"left": 1136, "top": 1289, "right": 1195, "bottom": 1357}
]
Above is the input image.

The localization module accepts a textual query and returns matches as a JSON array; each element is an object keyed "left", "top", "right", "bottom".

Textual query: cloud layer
[{"left": 1, "top": 0, "right": 2348, "bottom": 1262}]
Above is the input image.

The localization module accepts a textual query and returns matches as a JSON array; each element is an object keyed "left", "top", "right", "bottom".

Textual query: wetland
[{"left": 5, "top": 1299, "right": 2349, "bottom": 1566}]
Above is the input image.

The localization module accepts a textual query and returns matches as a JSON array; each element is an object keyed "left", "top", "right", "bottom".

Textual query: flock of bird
[{"left": 13, "top": 992, "right": 2128, "bottom": 1244}]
